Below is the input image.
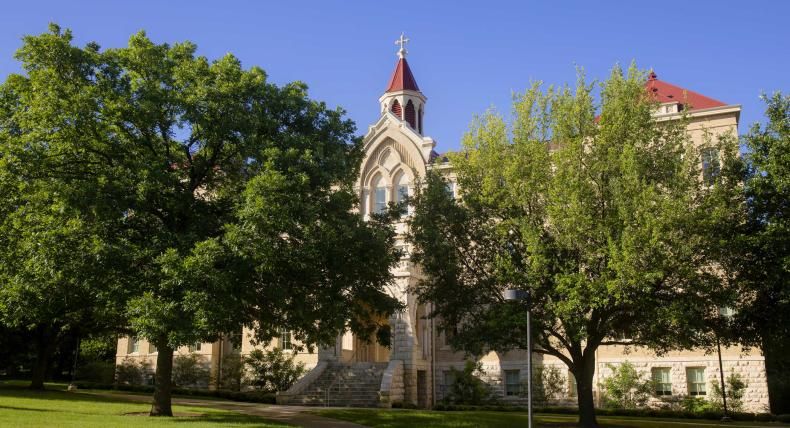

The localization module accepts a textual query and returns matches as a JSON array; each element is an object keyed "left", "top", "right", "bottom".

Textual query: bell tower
[{"left": 379, "top": 33, "right": 427, "bottom": 135}]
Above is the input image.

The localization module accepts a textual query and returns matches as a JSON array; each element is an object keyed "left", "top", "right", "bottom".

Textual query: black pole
[
  {"left": 526, "top": 292, "right": 533, "bottom": 428},
  {"left": 68, "top": 336, "right": 80, "bottom": 391}
]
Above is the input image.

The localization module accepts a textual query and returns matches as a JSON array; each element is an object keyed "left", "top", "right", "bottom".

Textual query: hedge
[{"left": 431, "top": 403, "right": 788, "bottom": 423}]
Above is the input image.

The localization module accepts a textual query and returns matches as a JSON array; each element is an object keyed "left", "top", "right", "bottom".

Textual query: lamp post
[
  {"left": 716, "top": 306, "right": 735, "bottom": 422},
  {"left": 505, "top": 288, "right": 532, "bottom": 428}
]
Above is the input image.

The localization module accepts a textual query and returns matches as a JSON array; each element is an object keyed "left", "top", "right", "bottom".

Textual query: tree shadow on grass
[
  {"left": 0, "top": 385, "right": 142, "bottom": 405},
  {"left": 165, "top": 412, "right": 292, "bottom": 427},
  {"left": 0, "top": 405, "right": 54, "bottom": 412}
]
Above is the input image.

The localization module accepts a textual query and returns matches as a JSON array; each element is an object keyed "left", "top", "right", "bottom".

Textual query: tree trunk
[
  {"left": 29, "top": 327, "right": 57, "bottom": 390},
  {"left": 150, "top": 342, "right": 174, "bottom": 417},
  {"left": 763, "top": 335, "right": 790, "bottom": 414},
  {"left": 575, "top": 353, "right": 599, "bottom": 428}
]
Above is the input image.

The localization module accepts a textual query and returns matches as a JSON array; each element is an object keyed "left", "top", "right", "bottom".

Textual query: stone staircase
[{"left": 283, "top": 362, "right": 387, "bottom": 407}]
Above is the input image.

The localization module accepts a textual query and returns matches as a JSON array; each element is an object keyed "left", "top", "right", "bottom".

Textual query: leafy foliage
[
  {"left": 443, "top": 360, "right": 495, "bottom": 405},
  {"left": 530, "top": 365, "right": 566, "bottom": 405},
  {"left": 171, "top": 353, "right": 210, "bottom": 388},
  {"left": 0, "top": 24, "right": 399, "bottom": 413},
  {"left": 710, "top": 372, "right": 748, "bottom": 413},
  {"left": 727, "top": 92, "right": 790, "bottom": 413},
  {"left": 115, "top": 357, "right": 151, "bottom": 386},
  {"left": 244, "top": 348, "right": 306, "bottom": 392},
  {"left": 408, "top": 64, "right": 739, "bottom": 426},
  {"left": 600, "top": 362, "right": 652, "bottom": 409},
  {"left": 218, "top": 353, "right": 244, "bottom": 391}
]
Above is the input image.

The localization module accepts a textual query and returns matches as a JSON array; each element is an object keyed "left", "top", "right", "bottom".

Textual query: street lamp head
[{"left": 504, "top": 289, "right": 529, "bottom": 301}]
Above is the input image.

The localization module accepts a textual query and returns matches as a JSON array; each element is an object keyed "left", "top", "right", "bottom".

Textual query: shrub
[
  {"left": 529, "top": 365, "right": 566, "bottom": 405},
  {"left": 76, "top": 360, "right": 116, "bottom": 384},
  {"left": 710, "top": 372, "right": 748, "bottom": 412},
  {"left": 218, "top": 353, "right": 244, "bottom": 391},
  {"left": 600, "top": 361, "right": 652, "bottom": 409},
  {"left": 680, "top": 395, "right": 717, "bottom": 413},
  {"left": 442, "top": 360, "right": 494, "bottom": 405},
  {"left": 172, "top": 352, "right": 209, "bottom": 388},
  {"left": 244, "top": 348, "right": 306, "bottom": 392},
  {"left": 115, "top": 357, "right": 151, "bottom": 385}
]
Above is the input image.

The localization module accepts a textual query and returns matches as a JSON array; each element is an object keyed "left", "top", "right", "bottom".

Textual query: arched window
[
  {"left": 395, "top": 172, "right": 409, "bottom": 217},
  {"left": 372, "top": 175, "right": 387, "bottom": 214},
  {"left": 418, "top": 107, "right": 423, "bottom": 134},
  {"left": 391, "top": 99, "right": 402, "bottom": 118},
  {"left": 405, "top": 100, "right": 416, "bottom": 129}
]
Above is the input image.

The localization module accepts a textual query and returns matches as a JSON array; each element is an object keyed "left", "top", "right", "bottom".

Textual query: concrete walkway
[{"left": 86, "top": 392, "right": 368, "bottom": 428}]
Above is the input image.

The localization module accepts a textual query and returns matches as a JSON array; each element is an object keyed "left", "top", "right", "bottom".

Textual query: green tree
[
  {"left": 0, "top": 25, "right": 399, "bottom": 415},
  {"left": 710, "top": 372, "right": 748, "bottom": 413},
  {"left": 0, "top": 165, "right": 126, "bottom": 389},
  {"left": 408, "top": 65, "right": 737, "bottom": 427},
  {"left": 721, "top": 92, "right": 790, "bottom": 414}
]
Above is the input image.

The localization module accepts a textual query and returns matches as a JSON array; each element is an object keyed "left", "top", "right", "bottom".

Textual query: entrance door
[{"left": 417, "top": 370, "right": 427, "bottom": 408}]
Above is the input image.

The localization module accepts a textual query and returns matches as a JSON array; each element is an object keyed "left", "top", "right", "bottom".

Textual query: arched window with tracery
[
  {"left": 394, "top": 171, "right": 410, "bottom": 217},
  {"left": 371, "top": 175, "right": 387, "bottom": 214}
]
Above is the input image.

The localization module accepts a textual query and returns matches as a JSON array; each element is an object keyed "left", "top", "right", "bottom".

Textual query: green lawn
[
  {"left": 313, "top": 409, "right": 786, "bottom": 428},
  {"left": 0, "top": 383, "right": 289, "bottom": 427}
]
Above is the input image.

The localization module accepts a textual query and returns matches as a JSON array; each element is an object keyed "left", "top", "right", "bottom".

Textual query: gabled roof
[
  {"left": 646, "top": 72, "right": 727, "bottom": 111},
  {"left": 386, "top": 57, "right": 420, "bottom": 93}
]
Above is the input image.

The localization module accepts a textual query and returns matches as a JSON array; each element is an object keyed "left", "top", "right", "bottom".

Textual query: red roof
[
  {"left": 386, "top": 58, "right": 420, "bottom": 93},
  {"left": 646, "top": 72, "right": 726, "bottom": 111}
]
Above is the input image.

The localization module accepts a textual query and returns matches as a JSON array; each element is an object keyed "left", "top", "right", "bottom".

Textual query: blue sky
[{"left": 1, "top": 1, "right": 787, "bottom": 152}]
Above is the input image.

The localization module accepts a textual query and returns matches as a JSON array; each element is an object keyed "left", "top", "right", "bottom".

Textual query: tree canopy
[
  {"left": 727, "top": 93, "right": 790, "bottom": 413},
  {"left": 407, "top": 65, "right": 739, "bottom": 427},
  {"left": 0, "top": 24, "right": 399, "bottom": 415}
]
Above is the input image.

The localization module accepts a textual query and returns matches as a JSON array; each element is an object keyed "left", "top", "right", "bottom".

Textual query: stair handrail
[{"left": 325, "top": 369, "right": 342, "bottom": 407}]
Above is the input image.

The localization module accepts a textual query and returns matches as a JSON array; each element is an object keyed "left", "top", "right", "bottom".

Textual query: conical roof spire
[{"left": 385, "top": 33, "right": 420, "bottom": 93}]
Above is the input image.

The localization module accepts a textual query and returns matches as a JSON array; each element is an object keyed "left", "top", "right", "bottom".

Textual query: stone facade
[{"left": 115, "top": 41, "right": 770, "bottom": 412}]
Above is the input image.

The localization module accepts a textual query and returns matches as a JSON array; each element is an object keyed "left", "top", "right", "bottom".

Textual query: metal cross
[{"left": 395, "top": 32, "right": 409, "bottom": 57}]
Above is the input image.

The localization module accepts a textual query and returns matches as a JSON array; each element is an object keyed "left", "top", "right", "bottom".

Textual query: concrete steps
[{"left": 285, "top": 362, "right": 387, "bottom": 407}]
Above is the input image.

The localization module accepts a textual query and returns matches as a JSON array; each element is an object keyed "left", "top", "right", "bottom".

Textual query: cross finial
[{"left": 395, "top": 32, "right": 409, "bottom": 58}]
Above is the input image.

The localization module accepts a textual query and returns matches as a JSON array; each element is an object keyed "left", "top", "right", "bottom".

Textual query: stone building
[{"left": 116, "top": 38, "right": 769, "bottom": 412}]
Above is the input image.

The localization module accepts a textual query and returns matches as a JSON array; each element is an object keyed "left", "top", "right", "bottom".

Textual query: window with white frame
[
  {"left": 149, "top": 342, "right": 158, "bottom": 354},
  {"left": 445, "top": 181, "right": 456, "bottom": 198},
  {"left": 188, "top": 342, "right": 202, "bottom": 352},
  {"left": 686, "top": 367, "right": 706, "bottom": 396},
  {"left": 652, "top": 367, "right": 672, "bottom": 396},
  {"left": 280, "top": 328, "right": 293, "bottom": 351},
  {"left": 128, "top": 336, "right": 139, "bottom": 354},
  {"left": 701, "top": 148, "right": 720, "bottom": 186},
  {"left": 375, "top": 186, "right": 387, "bottom": 214},
  {"left": 504, "top": 369, "right": 521, "bottom": 396},
  {"left": 396, "top": 182, "right": 409, "bottom": 217}
]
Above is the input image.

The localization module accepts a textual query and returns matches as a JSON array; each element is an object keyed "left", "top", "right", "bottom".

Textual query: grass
[
  {"left": 312, "top": 408, "right": 787, "bottom": 428},
  {"left": 0, "top": 383, "right": 289, "bottom": 427}
]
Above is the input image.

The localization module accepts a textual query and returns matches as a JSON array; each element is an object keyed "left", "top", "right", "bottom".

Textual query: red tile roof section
[
  {"left": 386, "top": 58, "right": 420, "bottom": 93},
  {"left": 646, "top": 72, "right": 727, "bottom": 110}
]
